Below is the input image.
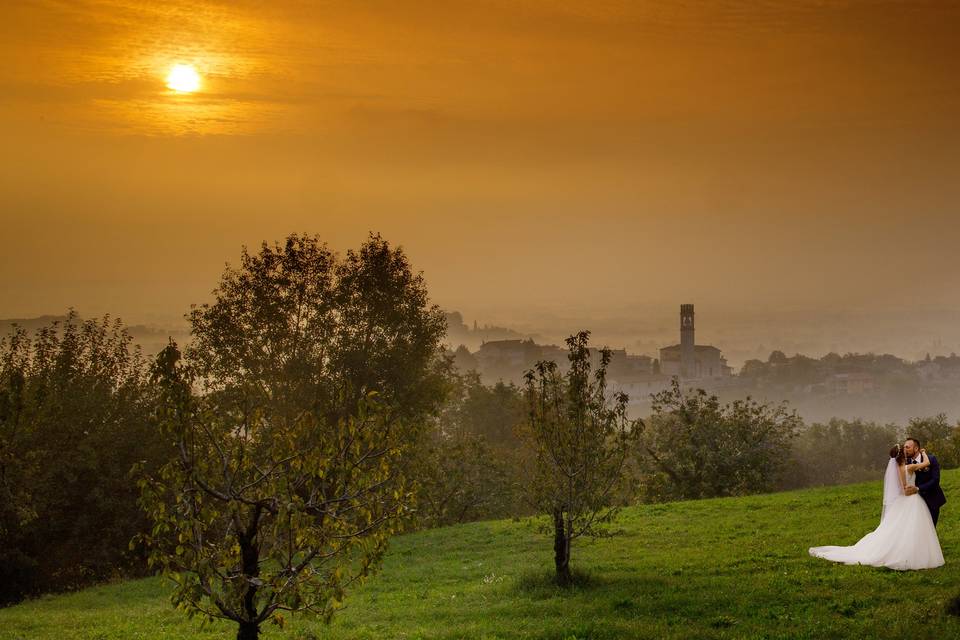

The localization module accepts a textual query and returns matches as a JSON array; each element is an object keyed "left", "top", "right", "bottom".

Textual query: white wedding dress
[{"left": 809, "top": 460, "right": 944, "bottom": 570}]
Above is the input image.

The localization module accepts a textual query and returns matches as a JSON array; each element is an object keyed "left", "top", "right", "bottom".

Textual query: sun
[{"left": 166, "top": 64, "right": 201, "bottom": 93}]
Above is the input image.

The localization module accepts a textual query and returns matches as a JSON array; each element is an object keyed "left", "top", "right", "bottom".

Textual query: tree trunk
[
  {"left": 237, "top": 621, "right": 259, "bottom": 640},
  {"left": 237, "top": 507, "right": 262, "bottom": 640},
  {"left": 553, "top": 507, "right": 572, "bottom": 586}
]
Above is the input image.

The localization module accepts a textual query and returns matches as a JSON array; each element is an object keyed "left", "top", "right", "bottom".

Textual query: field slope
[{"left": 3, "top": 471, "right": 959, "bottom": 640}]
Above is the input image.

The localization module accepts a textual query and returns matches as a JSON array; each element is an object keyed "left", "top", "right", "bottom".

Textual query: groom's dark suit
[{"left": 909, "top": 453, "right": 947, "bottom": 527}]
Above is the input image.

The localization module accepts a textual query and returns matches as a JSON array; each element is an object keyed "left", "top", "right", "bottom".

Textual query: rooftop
[{"left": 660, "top": 344, "right": 721, "bottom": 352}]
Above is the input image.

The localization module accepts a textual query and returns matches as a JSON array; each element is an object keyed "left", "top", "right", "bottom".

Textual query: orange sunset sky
[{"left": 1, "top": 1, "right": 958, "bottom": 357}]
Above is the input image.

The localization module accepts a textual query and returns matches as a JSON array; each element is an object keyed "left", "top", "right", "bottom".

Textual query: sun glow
[{"left": 166, "top": 64, "right": 201, "bottom": 93}]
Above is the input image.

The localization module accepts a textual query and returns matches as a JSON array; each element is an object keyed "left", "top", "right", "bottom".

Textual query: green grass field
[{"left": 4, "top": 471, "right": 959, "bottom": 640}]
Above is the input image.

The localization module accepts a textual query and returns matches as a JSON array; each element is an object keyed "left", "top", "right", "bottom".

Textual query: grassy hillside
[{"left": 4, "top": 471, "right": 960, "bottom": 640}]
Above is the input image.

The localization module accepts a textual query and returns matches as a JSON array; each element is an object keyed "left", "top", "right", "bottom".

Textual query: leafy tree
[
  {"left": 182, "top": 230, "right": 451, "bottom": 529},
  {"left": 137, "top": 344, "right": 409, "bottom": 640},
  {"left": 520, "top": 330, "right": 640, "bottom": 586},
  {"left": 450, "top": 371, "right": 525, "bottom": 447},
  {"left": 768, "top": 350, "right": 789, "bottom": 365},
  {"left": 136, "top": 232, "right": 448, "bottom": 639},
  {"left": 738, "top": 359, "right": 766, "bottom": 380},
  {"left": 451, "top": 344, "right": 478, "bottom": 373},
  {"left": 411, "top": 370, "right": 526, "bottom": 528},
  {"left": 784, "top": 418, "right": 899, "bottom": 489},
  {"left": 0, "top": 327, "right": 35, "bottom": 604},
  {"left": 906, "top": 414, "right": 960, "bottom": 469},
  {"left": 0, "top": 310, "right": 160, "bottom": 604},
  {"left": 637, "top": 379, "right": 801, "bottom": 501},
  {"left": 184, "top": 231, "right": 450, "bottom": 435},
  {"left": 413, "top": 430, "right": 518, "bottom": 527}
]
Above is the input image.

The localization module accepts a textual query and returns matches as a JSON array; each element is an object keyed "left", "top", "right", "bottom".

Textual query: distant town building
[
  {"left": 826, "top": 372, "right": 877, "bottom": 395},
  {"left": 473, "top": 338, "right": 660, "bottom": 388},
  {"left": 475, "top": 338, "right": 539, "bottom": 375},
  {"left": 474, "top": 338, "right": 568, "bottom": 384},
  {"left": 468, "top": 303, "right": 731, "bottom": 394},
  {"left": 659, "top": 304, "right": 732, "bottom": 379},
  {"left": 587, "top": 347, "right": 653, "bottom": 375}
]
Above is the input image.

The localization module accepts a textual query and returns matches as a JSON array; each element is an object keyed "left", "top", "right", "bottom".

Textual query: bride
[{"left": 809, "top": 443, "right": 944, "bottom": 570}]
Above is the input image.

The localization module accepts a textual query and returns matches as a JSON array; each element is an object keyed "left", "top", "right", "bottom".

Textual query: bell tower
[{"left": 680, "top": 303, "right": 695, "bottom": 378}]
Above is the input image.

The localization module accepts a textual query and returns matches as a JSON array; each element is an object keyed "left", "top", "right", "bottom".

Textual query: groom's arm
[{"left": 916, "top": 455, "right": 941, "bottom": 493}]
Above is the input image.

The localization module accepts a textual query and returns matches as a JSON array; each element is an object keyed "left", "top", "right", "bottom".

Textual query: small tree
[
  {"left": 520, "top": 330, "right": 640, "bottom": 586},
  {"left": 137, "top": 343, "right": 411, "bottom": 640},
  {"left": 637, "top": 379, "right": 801, "bottom": 501}
]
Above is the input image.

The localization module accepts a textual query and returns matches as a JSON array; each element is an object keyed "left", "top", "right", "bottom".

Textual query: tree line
[{"left": 3, "top": 232, "right": 960, "bottom": 637}]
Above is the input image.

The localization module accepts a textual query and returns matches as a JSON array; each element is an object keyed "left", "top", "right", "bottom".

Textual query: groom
[{"left": 903, "top": 437, "right": 947, "bottom": 527}]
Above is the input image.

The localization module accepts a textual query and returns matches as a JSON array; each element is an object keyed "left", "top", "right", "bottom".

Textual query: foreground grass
[{"left": 4, "top": 471, "right": 960, "bottom": 640}]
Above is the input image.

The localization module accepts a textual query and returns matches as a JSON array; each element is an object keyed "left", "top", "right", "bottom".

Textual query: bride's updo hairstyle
[{"left": 890, "top": 443, "right": 905, "bottom": 464}]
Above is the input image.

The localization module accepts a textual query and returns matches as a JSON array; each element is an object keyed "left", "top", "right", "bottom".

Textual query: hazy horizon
[{"left": 4, "top": 299, "right": 959, "bottom": 373}]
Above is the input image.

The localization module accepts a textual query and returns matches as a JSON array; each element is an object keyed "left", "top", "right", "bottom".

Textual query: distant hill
[
  {"left": 0, "top": 314, "right": 190, "bottom": 357},
  {"left": 0, "top": 315, "right": 70, "bottom": 333},
  {"left": 443, "top": 310, "right": 544, "bottom": 351},
  {"left": 2, "top": 310, "right": 535, "bottom": 359},
  {"left": 2, "top": 471, "right": 958, "bottom": 638}
]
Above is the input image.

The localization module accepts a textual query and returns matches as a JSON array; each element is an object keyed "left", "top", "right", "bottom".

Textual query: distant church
[{"left": 659, "top": 304, "right": 732, "bottom": 379}]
